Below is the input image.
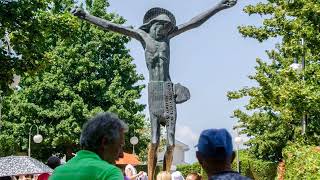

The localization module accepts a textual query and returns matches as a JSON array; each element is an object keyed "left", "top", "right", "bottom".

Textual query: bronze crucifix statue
[{"left": 72, "top": 0, "right": 237, "bottom": 179}]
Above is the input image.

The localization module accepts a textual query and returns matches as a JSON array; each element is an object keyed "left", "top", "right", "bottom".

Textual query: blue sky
[{"left": 107, "top": 0, "right": 278, "bottom": 163}]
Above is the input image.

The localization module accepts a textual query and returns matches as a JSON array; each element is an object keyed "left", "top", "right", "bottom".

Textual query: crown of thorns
[{"left": 143, "top": 7, "right": 176, "bottom": 26}]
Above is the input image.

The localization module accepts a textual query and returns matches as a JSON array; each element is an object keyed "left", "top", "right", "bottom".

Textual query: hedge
[
  {"left": 231, "top": 150, "right": 278, "bottom": 180},
  {"left": 177, "top": 162, "right": 207, "bottom": 179},
  {"left": 135, "top": 145, "right": 320, "bottom": 179},
  {"left": 282, "top": 144, "right": 320, "bottom": 179},
  {"left": 0, "top": 135, "right": 18, "bottom": 157},
  {"left": 175, "top": 151, "right": 278, "bottom": 180},
  {"left": 134, "top": 150, "right": 278, "bottom": 179}
]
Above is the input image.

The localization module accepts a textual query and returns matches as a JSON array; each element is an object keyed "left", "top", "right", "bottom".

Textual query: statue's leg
[
  {"left": 162, "top": 82, "right": 177, "bottom": 172},
  {"left": 163, "top": 115, "right": 176, "bottom": 172},
  {"left": 148, "top": 114, "right": 160, "bottom": 180}
]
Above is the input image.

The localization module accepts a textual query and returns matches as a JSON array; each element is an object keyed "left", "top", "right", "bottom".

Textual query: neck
[
  {"left": 153, "top": 36, "right": 167, "bottom": 42},
  {"left": 150, "top": 32, "right": 168, "bottom": 41},
  {"left": 205, "top": 164, "right": 233, "bottom": 177},
  {"left": 84, "top": 148, "right": 105, "bottom": 161}
]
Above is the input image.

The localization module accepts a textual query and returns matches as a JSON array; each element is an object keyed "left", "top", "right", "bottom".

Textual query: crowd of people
[
  {"left": 1, "top": 112, "right": 251, "bottom": 179},
  {"left": 47, "top": 112, "right": 251, "bottom": 180}
]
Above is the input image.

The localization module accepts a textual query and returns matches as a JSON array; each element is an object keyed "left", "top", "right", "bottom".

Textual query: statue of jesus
[{"left": 72, "top": 1, "right": 237, "bottom": 179}]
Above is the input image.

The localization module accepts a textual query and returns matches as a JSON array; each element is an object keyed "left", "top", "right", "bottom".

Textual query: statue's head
[{"left": 140, "top": 7, "right": 176, "bottom": 39}]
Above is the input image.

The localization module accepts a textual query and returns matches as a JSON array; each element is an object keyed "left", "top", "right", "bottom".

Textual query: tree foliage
[
  {"left": 0, "top": 135, "right": 18, "bottom": 156},
  {"left": 228, "top": 0, "right": 320, "bottom": 161},
  {"left": 0, "top": 0, "right": 52, "bottom": 94},
  {"left": 231, "top": 150, "right": 278, "bottom": 180},
  {"left": 1, "top": 0, "right": 148, "bottom": 160},
  {"left": 282, "top": 144, "right": 320, "bottom": 179}
]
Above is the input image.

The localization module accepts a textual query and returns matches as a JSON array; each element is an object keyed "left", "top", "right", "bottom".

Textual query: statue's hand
[
  {"left": 218, "top": 0, "right": 237, "bottom": 9},
  {"left": 71, "top": 6, "right": 86, "bottom": 18}
]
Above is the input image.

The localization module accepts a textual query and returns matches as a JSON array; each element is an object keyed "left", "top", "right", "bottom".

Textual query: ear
[
  {"left": 196, "top": 151, "right": 203, "bottom": 166},
  {"left": 231, "top": 151, "right": 236, "bottom": 163},
  {"left": 99, "top": 137, "right": 108, "bottom": 150}
]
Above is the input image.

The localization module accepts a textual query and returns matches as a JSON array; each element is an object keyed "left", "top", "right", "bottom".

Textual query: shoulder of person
[
  {"left": 98, "top": 164, "right": 124, "bottom": 180},
  {"left": 209, "top": 171, "right": 251, "bottom": 180}
]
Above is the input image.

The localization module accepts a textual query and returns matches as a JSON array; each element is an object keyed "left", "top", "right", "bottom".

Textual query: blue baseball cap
[{"left": 196, "top": 129, "right": 233, "bottom": 159}]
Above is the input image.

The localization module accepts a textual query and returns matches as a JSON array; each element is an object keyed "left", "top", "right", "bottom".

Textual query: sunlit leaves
[
  {"left": 228, "top": 0, "right": 320, "bottom": 161},
  {"left": 1, "top": 0, "right": 147, "bottom": 159}
]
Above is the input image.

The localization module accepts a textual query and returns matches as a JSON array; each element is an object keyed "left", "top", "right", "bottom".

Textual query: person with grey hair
[{"left": 50, "top": 112, "right": 128, "bottom": 180}]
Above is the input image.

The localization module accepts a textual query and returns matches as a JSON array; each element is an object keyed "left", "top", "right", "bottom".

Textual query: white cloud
[
  {"left": 176, "top": 125, "right": 199, "bottom": 146},
  {"left": 175, "top": 125, "right": 200, "bottom": 163}
]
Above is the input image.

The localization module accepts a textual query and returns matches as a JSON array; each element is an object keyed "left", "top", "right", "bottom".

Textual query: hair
[
  {"left": 47, "top": 156, "right": 61, "bottom": 169},
  {"left": 186, "top": 172, "right": 202, "bottom": 180},
  {"left": 125, "top": 164, "right": 137, "bottom": 176},
  {"left": 0, "top": 177, "right": 11, "bottom": 180},
  {"left": 156, "top": 171, "right": 172, "bottom": 180},
  {"left": 80, "top": 112, "right": 128, "bottom": 152}
]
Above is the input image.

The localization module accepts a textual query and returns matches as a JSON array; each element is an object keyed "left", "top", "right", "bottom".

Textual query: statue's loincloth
[{"left": 148, "top": 81, "right": 190, "bottom": 126}]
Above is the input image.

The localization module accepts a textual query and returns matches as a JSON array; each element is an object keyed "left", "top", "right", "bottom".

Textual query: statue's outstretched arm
[
  {"left": 168, "top": 0, "right": 237, "bottom": 38},
  {"left": 71, "top": 7, "right": 145, "bottom": 44}
]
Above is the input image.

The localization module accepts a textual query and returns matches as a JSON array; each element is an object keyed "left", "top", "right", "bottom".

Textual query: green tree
[
  {"left": 1, "top": 0, "right": 148, "bottom": 159},
  {"left": 0, "top": 0, "right": 51, "bottom": 94},
  {"left": 228, "top": 0, "right": 320, "bottom": 161},
  {"left": 0, "top": 135, "right": 19, "bottom": 156}
]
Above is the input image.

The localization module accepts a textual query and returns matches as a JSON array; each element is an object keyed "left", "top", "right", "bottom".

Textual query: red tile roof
[{"left": 116, "top": 152, "right": 141, "bottom": 165}]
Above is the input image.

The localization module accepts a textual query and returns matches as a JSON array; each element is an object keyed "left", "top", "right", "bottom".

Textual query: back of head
[
  {"left": 156, "top": 171, "right": 172, "bottom": 180},
  {"left": 24, "top": 175, "right": 32, "bottom": 180},
  {"left": 171, "top": 171, "right": 184, "bottom": 180},
  {"left": 186, "top": 173, "right": 202, "bottom": 180},
  {"left": 196, "top": 129, "right": 235, "bottom": 176},
  {"left": 125, "top": 164, "right": 137, "bottom": 176},
  {"left": 80, "top": 112, "right": 128, "bottom": 152},
  {"left": 196, "top": 128, "right": 233, "bottom": 160},
  {"left": 47, "top": 156, "right": 61, "bottom": 169}
]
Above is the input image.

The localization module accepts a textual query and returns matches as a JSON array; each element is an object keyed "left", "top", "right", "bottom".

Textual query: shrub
[
  {"left": 177, "top": 162, "right": 207, "bottom": 179},
  {"left": 0, "top": 135, "right": 18, "bottom": 157},
  {"left": 176, "top": 150, "right": 278, "bottom": 180},
  {"left": 282, "top": 144, "right": 320, "bottom": 179},
  {"left": 249, "top": 158, "right": 278, "bottom": 180},
  {"left": 232, "top": 150, "right": 278, "bottom": 180}
]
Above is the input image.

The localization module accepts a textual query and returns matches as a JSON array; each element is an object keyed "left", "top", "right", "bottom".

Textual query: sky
[{"left": 107, "top": 0, "right": 278, "bottom": 163}]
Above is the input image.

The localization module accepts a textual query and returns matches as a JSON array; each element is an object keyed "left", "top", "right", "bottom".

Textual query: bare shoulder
[{"left": 136, "top": 29, "right": 149, "bottom": 38}]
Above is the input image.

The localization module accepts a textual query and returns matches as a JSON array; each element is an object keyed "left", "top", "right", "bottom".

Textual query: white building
[{"left": 158, "top": 139, "right": 190, "bottom": 165}]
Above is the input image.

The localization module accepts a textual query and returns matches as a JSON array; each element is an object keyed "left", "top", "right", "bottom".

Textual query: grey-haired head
[
  {"left": 140, "top": 7, "right": 176, "bottom": 32},
  {"left": 80, "top": 112, "right": 128, "bottom": 152}
]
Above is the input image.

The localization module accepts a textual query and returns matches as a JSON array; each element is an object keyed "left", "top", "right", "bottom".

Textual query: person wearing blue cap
[{"left": 196, "top": 129, "right": 251, "bottom": 180}]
